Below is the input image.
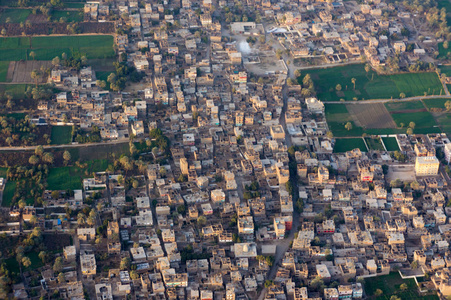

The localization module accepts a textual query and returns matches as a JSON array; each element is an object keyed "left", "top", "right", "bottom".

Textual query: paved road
[
  {"left": 0, "top": 138, "right": 128, "bottom": 151},
  {"left": 256, "top": 57, "right": 300, "bottom": 300}
]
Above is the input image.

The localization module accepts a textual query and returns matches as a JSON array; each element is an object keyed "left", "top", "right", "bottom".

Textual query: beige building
[{"left": 415, "top": 156, "right": 439, "bottom": 176}]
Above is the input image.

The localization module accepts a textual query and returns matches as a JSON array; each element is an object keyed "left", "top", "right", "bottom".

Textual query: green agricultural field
[
  {"left": 0, "top": 84, "right": 30, "bottom": 99},
  {"left": 438, "top": 42, "right": 451, "bottom": 59},
  {"left": 51, "top": 126, "right": 72, "bottom": 145},
  {"left": 324, "top": 103, "right": 353, "bottom": 122},
  {"left": 52, "top": 10, "right": 83, "bottom": 22},
  {"left": 47, "top": 159, "right": 109, "bottom": 190},
  {"left": 2, "top": 181, "right": 16, "bottom": 207},
  {"left": 0, "top": 167, "right": 7, "bottom": 178},
  {"left": 423, "top": 98, "right": 451, "bottom": 110},
  {"left": 382, "top": 137, "right": 400, "bottom": 151},
  {"left": 0, "top": 9, "right": 31, "bottom": 23},
  {"left": 364, "top": 272, "right": 438, "bottom": 300},
  {"left": 64, "top": 2, "right": 85, "bottom": 8},
  {"left": 365, "top": 137, "right": 385, "bottom": 151},
  {"left": 0, "top": 61, "right": 10, "bottom": 82},
  {"left": 439, "top": 65, "right": 451, "bottom": 76},
  {"left": 333, "top": 138, "right": 367, "bottom": 153},
  {"left": 299, "top": 64, "right": 444, "bottom": 101},
  {"left": 390, "top": 111, "right": 440, "bottom": 134},
  {"left": 0, "top": 35, "right": 114, "bottom": 61},
  {"left": 436, "top": 114, "right": 451, "bottom": 135},
  {"left": 385, "top": 100, "right": 425, "bottom": 112}
]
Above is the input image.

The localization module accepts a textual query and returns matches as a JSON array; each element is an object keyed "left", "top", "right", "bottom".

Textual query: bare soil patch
[
  {"left": 26, "top": 14, "right": 47, "bottom": 24},
  {"left": 347, "top": 103, "right": 396, "bottom": 128},
  {"left": 389, "top": 108, "right": 428, "bottom": 114},
  {"left": 8, "top": 60, "right": 51, "bottom": 83}
]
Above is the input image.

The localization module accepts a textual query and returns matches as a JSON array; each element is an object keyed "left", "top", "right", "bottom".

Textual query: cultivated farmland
[
  {"left": 333, "top": 138, "right": 367, "bottom": 153},
  {"left": 382, "top": 137, "right": 400, "bottom": 151},
  {"left": 0, "top": 35, "right": 114, "bottom": 61},
  {"left": 346, "top": 103, "right": 396, "bottom": 128},
  {"left": 299, "top": 64, "right": 444, "bottom": 101}
]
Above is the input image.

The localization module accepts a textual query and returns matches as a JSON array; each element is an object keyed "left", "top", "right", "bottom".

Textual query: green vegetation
[
  {"left": 324, "top": 103, "right": 353, "bottom": 122},
  {"left": 439, "top": 65, "right": 451, "bottom": 76},
  {"left": 390, "top": 111, "right": 439, "bottom": 134},
  {"left": 382, "top": 137, "right": 400, "bottom": 151},
  {"left": 423, "top": 98, "right": 451, "bottom": 109},
  {"left": 46, "top": 159, "right": 108, "bottom": 190},
  {"left": 438, "top": 42, "right": 451, "bottom": 59},
  {"left": 385, "top": 100, "right": 425, "bottom": 112},
  {"left": 0, "top": 62, "right": 10, "bottom": 82},
  {"left": 51, "top": 10, "right": 83, "bottom": 22},
  {"left": 0, "top": 9, "right": 31, "bottom": 23},
  {"left": 436, "top": 114, "right": 451, "bottom": 135},
  {"left": 1, "top": 181, "right": 16, "bottom": 207},
  {"left": 365, "top": 137, "right": 385, "bottom": 151},
  {"left": 51, "top": 126, "right": 72, "bottom": 145},
  {"left": 0, "top": 84, "right": 30, "bottom": 99},
  {"left": 0, "top": 167, "right": 7, "bottom": 177},
  {"left": 0, "top": 35, "right": 114, "bottom": 61},
  {"left": 333, "top": 138, "right": 367, "bottom": 153},
  {"left": 298, "top": 64, "right": 443, "bottom": 101},
  {"left": 364, "top": 272, "right": 438, "bottom": 300},
  {"left": 64, "top": 2, "right": 85, "bottom": 8}
]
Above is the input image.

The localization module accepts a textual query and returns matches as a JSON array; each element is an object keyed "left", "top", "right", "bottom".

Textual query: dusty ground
[
  {"left": 347, "top": 103, "right": 396, "bottom": 128},
  {"left": 7, "top": 60, "right": 51, "bottom": 84},
  {"left": 386, "top": 165, "right": 416, "bottom": 182}
]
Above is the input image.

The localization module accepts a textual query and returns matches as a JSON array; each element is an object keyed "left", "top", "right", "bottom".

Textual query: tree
[
  {"left": 53, "top": 257, "right": 63, "bottom": 273},
  {"left": 62, "top": 52, "right": 67, "bottom": 60},
  {"left": 130, "top": 270, "right": 139, "bottom": 280},
  {"left": 411, "top": 260, "right": 419, "bottom": 269},
  {"left": 57, "top": 272, "right": 65, "bottom": 284},
  {"left": 5, "top": 137, "right": 13, "bottom": 146},
  {"left": 22, "top": 257, "right": 31, "bottom": 268},
  {"left": 351, "top": 78, "right": 356, "bottom": 90},
  {"left": 39, "top": 251, "right": 47, "bottom": 264},
  {"left": 400, "top": 283, "right": 408, "bottom": 291},
  {"left": 30, "top": 69, "right": 39, "bottom": 88},
  {"left": 107, "top": 73, "right": 117, "bottom": 84},
  {"left": 406, "top": 127, "right": 413, "bottom": 135},
  {"left": 96, "top": 80, "right": 107, "bottom": 89},
  {"left": 345, "top": 122, "right": 352, "bottom": 131},
  {"left": 197, "top": 215, "right": 207, "bottom": 226},
  {"left": 63, "top": 150, "right": 71, "bottom": 164},
  {"left": 399, "top": 92, "right": 405, "bottom": 98},
  {"left": 120, "top": 257, "right": 130, "bottom": 270},
  {"left": 336, "top": 84, "right": 342, "bottom": 91},
  {"left": 294, "top": 69, "right": 301, "bottom": 78},
  {"left": 409, "top": 122, "right": 415, "bottom": 129},
  {"left": 441, "top": 100, "right": 451, "bottom": 112},
  {"left": 390, "top": 179, "right": 403, "bottom": 188},
  {"left": 42, "top": 152, "right": 54, "bottom": 164},
  {"left": 51, "top": 191, "right": 59, "bottom": 199},
  {"left": 276, "top": 49, "right": 283, "bottom": 59},
  {"left": 365, "top": 64, "right": 371, "bottom": 74},
  {"left": 29, "top": 155, "right": 39, "bottom": 165},
  {"left": 410, "top": 181, "right": 420, "bottom": 190},
  {"left": 35, "top": 145, "right": 44, "bottom": 157},
  {"left": 52, "top": 56, "right": 60, "bottom": 66},
  {"left": 29, "top": 51, "right": 36, "bottom": 61},
  {"left": 374, "top": 289, "right": 383, "bottom": 296},
  {"left": 390, "top": 296, "right": 401, "bottom": 300},
  {"left": 1, "top": 29, "right": 6, "bottom": 36}
]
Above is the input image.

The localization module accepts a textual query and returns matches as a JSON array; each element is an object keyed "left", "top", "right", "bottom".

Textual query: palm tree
[
  {"left": 30, "top": 69, "right": 39, "bottom": 87},
  {"left": 351, "top": 78, "right": 356, "bottom": 90},
  {"left": 345, "top": 122, "right": 352, "bottom": 131},
  {"left": 29, "top": 51, "right": 36, "bottom": 61}
]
